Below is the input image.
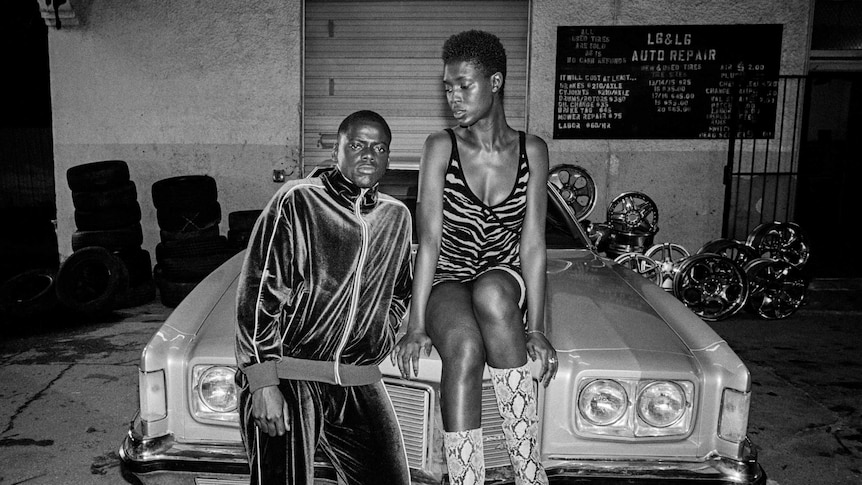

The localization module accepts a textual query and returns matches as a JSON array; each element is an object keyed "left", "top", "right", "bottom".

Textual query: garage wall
[
  {"left": 49, "top": 0, "right": 303, "bottom": 258},
  {"left": 47, "top": 0, "right": 814, "bottom": 260},
  {"left": 528, "top": 0, "right": 813, "bottom": 252}
]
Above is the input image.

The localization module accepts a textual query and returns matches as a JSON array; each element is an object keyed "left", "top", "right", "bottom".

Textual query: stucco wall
[
  {"left": 528, "top": 0, "right": 813, "bottom": 252},
  {"left": 49, "top": 0, "right": 302, "bottom": 258}
]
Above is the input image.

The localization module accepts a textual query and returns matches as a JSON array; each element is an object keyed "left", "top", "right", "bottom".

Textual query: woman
[{"left": 394, "top": 30, "right": 557, "bottom": 485}]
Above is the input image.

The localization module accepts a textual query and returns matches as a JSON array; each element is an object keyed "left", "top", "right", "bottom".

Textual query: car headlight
[
  {"left": 578, "top": 379, "right": 628, "bottom": 426},
  {"left": 199, "top": 366, "right": 238, "bottom": 412},
  {"left": 637, "top": 381, "right": 686, "bottom": 427},
  {"left": 576, "top": 378, "right": 694, "bottom": 438},
  {"left": 192, "top": 365, "right": 239, "bottom": 423}
]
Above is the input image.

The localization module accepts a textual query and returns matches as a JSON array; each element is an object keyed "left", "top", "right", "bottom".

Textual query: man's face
[{"left": 333, "top": 120, "right": 391, "bottom": 188}]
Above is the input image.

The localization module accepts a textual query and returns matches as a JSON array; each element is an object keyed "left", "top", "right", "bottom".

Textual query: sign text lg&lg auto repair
[{"left": 553, "top": 25, "right": 783, "bottom": 139}]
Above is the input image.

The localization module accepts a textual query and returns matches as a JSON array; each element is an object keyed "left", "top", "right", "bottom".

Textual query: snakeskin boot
[
  {"left": 489, "top": 364, "right": 548, "bottom": 485},
  {"left": 443, "top": 428, "right": 485, "bottom": 485}
]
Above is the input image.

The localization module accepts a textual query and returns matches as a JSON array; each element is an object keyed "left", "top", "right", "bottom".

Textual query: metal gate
[{"left": 722, "top": 75, "right": 806, "bottom": 241}]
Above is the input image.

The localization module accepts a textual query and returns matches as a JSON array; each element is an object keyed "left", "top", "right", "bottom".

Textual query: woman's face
[{"left": 442, "top": 61, "right": 500, "bottom": 127}]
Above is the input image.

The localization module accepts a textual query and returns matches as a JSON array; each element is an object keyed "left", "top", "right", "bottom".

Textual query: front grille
[
  {"left": 479, "top": 381, "right": 509, "bottom": 468},
  {"left": 384, "top": 379, "right": 432, "bottom": 468},
  {"left": 383, "top": 379, "right": 512, "bottom": 470}
]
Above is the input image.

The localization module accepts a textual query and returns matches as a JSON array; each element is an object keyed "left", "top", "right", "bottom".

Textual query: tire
[
  {"left": 159, "top": 225, "right": 220, "bottom": 243},
  {"left": 112, "top": 279, "right": 157, "bottom": 309},
  {"left": 155, "top": 235, "right": 230, "bottom": 261},
  {"left": 151, "top": 175, "right": 218, "bottom": 210},
  {"left": 154, "top": 265, "right": 198, "bottom": 308},
  {"left": 114, "top": 248, "right": 153, "bottom": 286},
  {"left": 71, "top": 224, "right": 144, "bottom": 252},
  {"left": 227, "top": 229, "right": 252, "bottom": 251},
  {"left": 158, "top": 250, "right": 234, "bottom": 281},
  {"left": 71, "top": 181, "right": 138, "bottom": 210},
  {"left": 156, "top": 202, "right": 221, "bottom": 233},
  {"left": 0, "top": 269, "right": 59, "bottom": 320},
  {"left": 74, "top": 202, "right": 142, "bottom": 230},
  {"left": 55, "top": 246, "right": 126, "bottom": 315},
  {"left": 228, "top": 210, "right": 262, "bottom": 232},
  {"left": 66, "top": 160, "right": 130, "bottom": 192}
]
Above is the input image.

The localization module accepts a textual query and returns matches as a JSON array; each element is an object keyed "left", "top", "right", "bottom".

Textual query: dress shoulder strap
[
  {"left": 445, "top": 128, "right": 460, "bottom": 162},
  {"left": 518, "top": 131, "right": 529, "bottom": 174}
]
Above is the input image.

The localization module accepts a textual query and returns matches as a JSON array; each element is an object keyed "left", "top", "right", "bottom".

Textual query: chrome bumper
[
  {"left": 537, "top": 442, "right": 766, "bottom": 485},
  {"left": 119, "top": 413, "right": 249, "bottom": 485},
  {"left": 120, "top": 411, "right": 765, "bottom": 485}
]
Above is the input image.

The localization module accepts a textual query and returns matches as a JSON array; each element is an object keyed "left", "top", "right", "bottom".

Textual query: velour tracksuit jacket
[{"left": 235, "top": 167, "right": 413, "bottom": 393}]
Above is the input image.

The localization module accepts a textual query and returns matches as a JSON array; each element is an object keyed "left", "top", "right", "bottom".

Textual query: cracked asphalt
[
  {"left": 708, "top": 298, "right": 862, "bottom": 485},
  {"left": 0, "top": 290, "right": 860, "bottom": 485},
  {"left": 0, "top": 301, "right": 169, "bottom": 485}
]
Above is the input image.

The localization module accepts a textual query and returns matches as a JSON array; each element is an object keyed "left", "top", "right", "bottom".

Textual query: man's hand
[
  {"left": 392, "top": 331, "right": 433, "bottom": 379},
  {"left": 251, "top": 385, "right": 289, "bottom": 437}
]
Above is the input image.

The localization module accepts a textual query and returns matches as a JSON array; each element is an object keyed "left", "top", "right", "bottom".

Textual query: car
[{"left": 119, "top": 164, "right": 767, "bottom": 485}]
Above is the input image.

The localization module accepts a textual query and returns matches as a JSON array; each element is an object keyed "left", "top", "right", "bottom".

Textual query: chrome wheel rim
[
  {"left": 614, "top": 252, "right": 663, "bottom": 285},
  {"left": 745, "top": 222, "right": 810, "bottom": 268},
  {"left": 607, "top": 191, "right": 659, "bottom": 235},
  {"left": 672, "top": 253, "right": 748, "bottom": 321},
  {"left": 645, "top": 243, "right": 690, "bottom": 291},
  {"left": 697, "top": 238, "right": 758, "bottom": 267},
  {"left": 548, "top": 165, "right": 597, "bottom": 222},
  {"left": 743, "top": 258, "right": 808, "bottom": 319}
]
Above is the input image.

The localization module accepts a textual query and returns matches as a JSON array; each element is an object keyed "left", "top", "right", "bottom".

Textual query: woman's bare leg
[
  {"left": 471, "top": 270, "right": 527, "bottom": 368},
  {"left": 473, "top": 270, "right": 548, "bottom": 484},
  {"left": 426, "top": 281, "right": 486, "bottom": 431},
  {"left": 427, "top": 282, "right": 488, "bottom": 485}
]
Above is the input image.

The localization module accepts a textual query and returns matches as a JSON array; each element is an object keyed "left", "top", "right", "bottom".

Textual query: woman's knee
[
  {"left": 438, "top": 334, "right": 486, "bottom": 374},
  {"left": 472, "top": 277, "right": 520, "bottom": 324}
]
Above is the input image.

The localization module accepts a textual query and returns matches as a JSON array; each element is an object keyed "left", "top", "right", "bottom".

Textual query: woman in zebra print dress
[{"left": 394, "top": 30, "right": 557, "bottom": 485}]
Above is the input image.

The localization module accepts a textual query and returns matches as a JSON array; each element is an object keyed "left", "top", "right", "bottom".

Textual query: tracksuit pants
[{"left": 239, "top": 379, "right": 410, "bottom": 485}]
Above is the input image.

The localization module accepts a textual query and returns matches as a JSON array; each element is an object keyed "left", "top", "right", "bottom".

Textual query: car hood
[
  {"left": 173, "top": 249, "right": 723, "bottom": 369},
  {"left": 546, "top": 251, "right": 693, "bottom": 355}
]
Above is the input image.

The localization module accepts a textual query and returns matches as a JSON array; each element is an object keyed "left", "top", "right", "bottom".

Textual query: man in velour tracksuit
[{"left": 235, "top": 110, "right": 413, "bottom": 485}]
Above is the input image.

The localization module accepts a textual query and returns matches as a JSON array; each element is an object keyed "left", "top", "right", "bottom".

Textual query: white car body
[{"left": 120, "top": 167, "right": 766, "bottom": 485}]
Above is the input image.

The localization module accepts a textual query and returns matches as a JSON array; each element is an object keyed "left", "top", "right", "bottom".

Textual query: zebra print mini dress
[{"left": 433, "top": 128, "right": 530, "bottom": 292}]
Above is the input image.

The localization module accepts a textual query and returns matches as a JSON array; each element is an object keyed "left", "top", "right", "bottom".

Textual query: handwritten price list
[{"left": 553, "top": 25, "right": 783, "bottom": 139}]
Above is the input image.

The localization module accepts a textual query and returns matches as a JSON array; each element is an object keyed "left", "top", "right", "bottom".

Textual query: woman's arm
[
  {"left": 521, "top": 134, "right": 549, "bottom": 334},
  {"left": 521, "top": 134, "right": 558, "bottom": 386},
  {"left": 393, "top": 130, "right": 450, "bottom": 378}
]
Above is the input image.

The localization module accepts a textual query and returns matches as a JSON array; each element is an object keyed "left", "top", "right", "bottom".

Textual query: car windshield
[{"left": 377, "top": 168, "right": 590, "bottom": 250}]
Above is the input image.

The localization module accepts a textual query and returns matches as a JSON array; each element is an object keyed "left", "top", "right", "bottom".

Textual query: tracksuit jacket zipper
[{"left": 332, "top": 188, "right": 370, "bottom": 385}]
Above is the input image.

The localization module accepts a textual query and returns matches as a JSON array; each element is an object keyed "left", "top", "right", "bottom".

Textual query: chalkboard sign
[{"left": 553, "top": 25, "right": 783, "bottom": 139}]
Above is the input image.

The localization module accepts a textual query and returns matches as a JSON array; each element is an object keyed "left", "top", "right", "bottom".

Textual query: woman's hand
[
  {"left": 526, "top": 332, "right": 558, "bottom": 387},
  {"left": 392, "top": 331, "right": 433, "bottom": 379}
]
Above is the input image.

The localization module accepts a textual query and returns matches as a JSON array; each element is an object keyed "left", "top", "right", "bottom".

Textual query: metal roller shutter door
[{"left": 304, "top": 0, "right": 529, "bottom": 173}]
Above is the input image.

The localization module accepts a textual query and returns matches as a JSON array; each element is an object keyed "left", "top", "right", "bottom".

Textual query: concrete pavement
[
  {"left": 0, "top": 281, "right": 860, "bottom": 485},
  {"left": 0, "top": 302, "right": 169, "bottom": 485}
]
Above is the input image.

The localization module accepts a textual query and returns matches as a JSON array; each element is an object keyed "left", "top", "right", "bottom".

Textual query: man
[{"left": 235, "top": 110, "right": 413, "bottom": 485}]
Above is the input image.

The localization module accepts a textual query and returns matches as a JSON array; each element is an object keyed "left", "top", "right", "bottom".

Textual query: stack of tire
[
  {"left": 227, "top": 209, "right": 262, "bottom": 252},
  {"left": 61, "top": 160, "right": 156, "bottom": 315},
  {"left": 152, "top": 175, "right": 235, "bottom": 307}
]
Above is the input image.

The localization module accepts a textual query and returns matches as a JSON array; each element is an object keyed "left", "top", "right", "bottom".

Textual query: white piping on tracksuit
[{"left": 332, "top": 187, "right": 370, "bottom": 386}]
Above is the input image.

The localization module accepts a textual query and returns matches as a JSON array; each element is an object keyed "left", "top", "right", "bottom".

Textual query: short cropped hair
[
  {"left": 442, "top": 30, "right": 507, "bottom": 80},
  {"left": 338, "top": 110, "right": 392, "bottom": 142}
]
